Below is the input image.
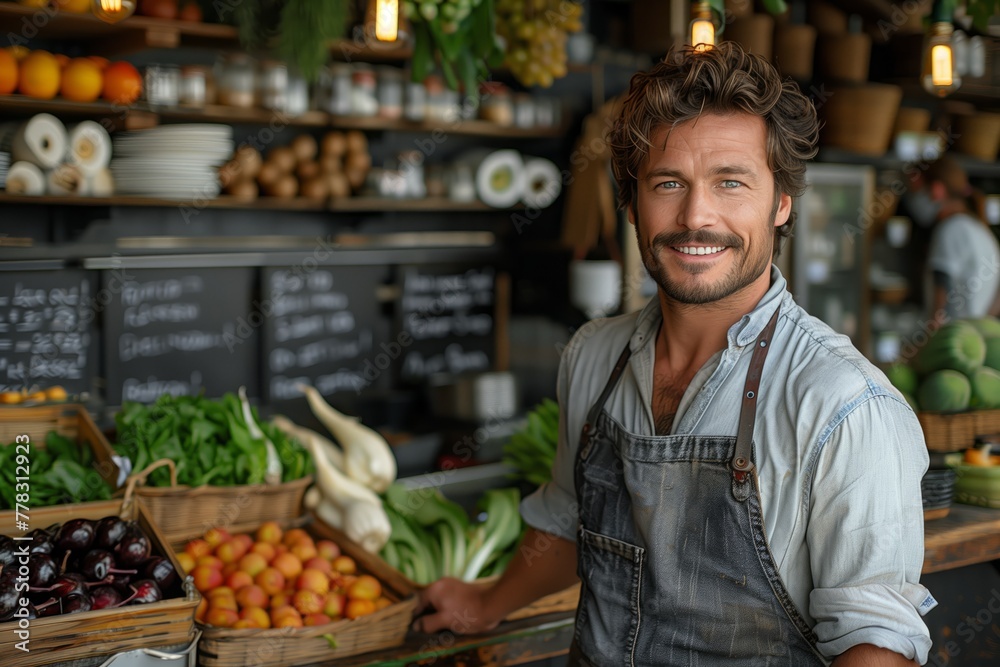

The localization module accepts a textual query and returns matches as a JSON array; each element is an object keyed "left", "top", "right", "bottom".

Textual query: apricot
[
  {"left": 221, "top": 562, "right": 239, "bottom": 579},
  {"left": 239, "top": 606, "right": 271, "bottom": 628},
  {"left": 274, "top": 614, "right": 304, "bottom": 628},
  {"left": 281, "top": 528, "right": 311, "bottom": 547},
  {"left": 374, "top": 597, "right": 393, "bottom": 611},
  {"left": 215, "top": 539, "right": 244, "bottom": 564},
  {"left": 255, "top": 521, "right": 283, "bottom": 545},
  {"left": 304, "top": 613, "right": 332, "bottom": 626},
  {"left": 185, "top": 539, "right": 212, "bottom": 559},
  {"left": 238, "top": 552, "right": 268, "bottom": 577},
  {"left": 195, "top": 597, "right": 208, "bottom": 623},
  {"left": 196, "top": 555, "right": 224, "bottom": 570},
  {"left": 176, "top": 552, "right": 196, "bottom": 574},
  {"left": 290, "top": 542, "right": 318, "bottom": 562},
  {"left": 204, "top": 527, "right": 231, "bottom": 547},
  {"left": 271, "top": 591, "right": 293, "bottom": 609},
  {"left": 331, "top": 555, "right": 357, "bottom": 575},
  {"left": 304, "top": 557, "right": 332, "bottom": 574},
  {"left": 345, "top": 598, "right": 377, "bottom": 619},
  {"left": 234, "top": 533, "right": 254, "bottom": 552},
  {"left": 316, "top": 540, "right": 340, "bottom": 561},
  {"left": 296, "top": 568, "right": 330, "bottom": 596},
  {"left": 272, "top": 552, "right": 303, "bottom": 581},
  {"left": 293, "top": 589, "right": 324, "bottom": 615},
  {"left": 226, "top": 571, "right": 254, "bottom": 591},
  {"left": 209, "top": 596, "right": 238, "bottom": 613},
  {"left": 254, "top": 567, "right": 286, "bottom": 596},
  {"left": 206, "top": 586, "right": 235, "bottom": 601},
  {"left": 322, "top": 592, "right": 346, "bottom": 618},
  {"left": 191, "top": 565, "right": 224, "bottom": 593},
  {"left": 235, "top": 585, "right": 269, "bottom": 609},
  {"left": 250, "top": 541, "right": 276, "bottom": 562},
  {"left": 205, "top": 608, "right": 239, "bottom": 628},
  {"left": 347, "top": 574, "right": 381, "bottom": 601}
]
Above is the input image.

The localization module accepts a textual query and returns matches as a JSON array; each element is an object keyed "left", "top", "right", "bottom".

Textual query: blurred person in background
[{"left": 911, "top": 155, "right": 1000, "bottom": 326}]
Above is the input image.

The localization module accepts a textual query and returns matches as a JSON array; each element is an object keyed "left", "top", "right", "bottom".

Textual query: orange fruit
[
  {"left": 55, "top": 0, "right": 91, "bottom": 12},
  {"left": 18, "top": 51, "right": 60, "bottom": 99},
  {"left": 61, "top": 58, "right": 103, "bottom": 102},
  {"left": 6, "top": 46, "right": 29, "bottom": 62},
  {"left": 89, "top": 56, "right": 110, "bottom": 71},
  {"left": 0, "top": 49, "right": 17, "bottom": 95},
  {"left": 102, "top": 61, "right": 142, "bottom": 105},
  {"left": 53, "top": 54, "right": 70, "bottom": 69}
]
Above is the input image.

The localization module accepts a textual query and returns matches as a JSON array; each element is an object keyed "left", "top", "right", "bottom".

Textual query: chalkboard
[
  {"left": 102, "top": 267, "right": 259, "bottom": 405},
  {"left": 396, "top": 264, "right": 495, "bottom": 383},
  {"left": 0, "top": 268, "right": 96, "bottom": 395},
  {"left": 262, "top": 265, "right": 388, "bottom": 404}
]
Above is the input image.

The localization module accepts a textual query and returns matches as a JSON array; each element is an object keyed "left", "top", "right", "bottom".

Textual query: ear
[
  {"left": 930, "top": 180, "right": 947, "bottom": 202},
  {"left": 774, "top": 193, "right": 792, "bottom": 228}
]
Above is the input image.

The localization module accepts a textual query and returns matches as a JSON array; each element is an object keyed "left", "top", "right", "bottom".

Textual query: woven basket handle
[{"left": 119, "top": 459, "right": 178, "bottom": 518}]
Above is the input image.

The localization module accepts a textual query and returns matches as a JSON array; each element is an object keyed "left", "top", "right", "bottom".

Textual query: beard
[{"left": 636, "top": 198, "right": 779, "bottom": 305}]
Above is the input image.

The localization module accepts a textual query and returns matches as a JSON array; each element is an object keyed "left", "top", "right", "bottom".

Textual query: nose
[{"left": 678, "top": 182, "right": 717, "bottom": 231}]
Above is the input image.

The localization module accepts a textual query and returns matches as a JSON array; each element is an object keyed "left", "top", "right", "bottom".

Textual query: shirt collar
[{"left": 628, "top": 265, "right": 788, "bottom": 352}]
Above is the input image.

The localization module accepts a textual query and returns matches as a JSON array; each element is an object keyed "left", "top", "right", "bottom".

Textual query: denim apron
[{"left": 568, "top": 309, "right": 827, "bottom": 666}]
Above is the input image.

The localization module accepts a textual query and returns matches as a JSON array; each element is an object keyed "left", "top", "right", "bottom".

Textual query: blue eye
[
  {"left": 656, "top": 181, "right": 680, "bottom": 189},
  {"left": 721, "top": 180, "right": 742, "bottom": 188}
]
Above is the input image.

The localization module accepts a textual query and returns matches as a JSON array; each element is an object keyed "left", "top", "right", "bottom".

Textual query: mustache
[{"left": 651, "top": 230, "right": 743, "bottom": 249}]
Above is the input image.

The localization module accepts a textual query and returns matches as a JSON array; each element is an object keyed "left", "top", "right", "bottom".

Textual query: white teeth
[{"left": 674, "top": 246, "right": 725, "bottom": 256}]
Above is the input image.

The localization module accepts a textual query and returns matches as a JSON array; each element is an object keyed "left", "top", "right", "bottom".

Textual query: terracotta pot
[
  {"left": 816, "top": 33, "right": 872, "bottom": 83},
  {"left": 773, "top": 23, "right": 816, "bottom": 81},
  {"left": 724, "top": 13, "right": 774, "bottom": 60}
]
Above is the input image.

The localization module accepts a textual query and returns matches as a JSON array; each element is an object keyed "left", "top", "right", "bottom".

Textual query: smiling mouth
[{"left": 672, "top": 246, "right": 727, "bottom": 256}]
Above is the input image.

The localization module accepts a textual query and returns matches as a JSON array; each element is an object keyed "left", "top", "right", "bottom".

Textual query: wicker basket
[
  {"left": 819, "top": 83, "right": 903, "bottom": 156},
  {"left": 0, "top": 404, "right": 121, "bottom": 516},
  {"left": 123, "top": 459, "right": 313, "bottom": 545},
  {"left": 196, "top": 514, "right": 416, "bottom": 667},
  {"left": 724, "top": 14, "right": 775, "bottom": 60},
  {"left": 953, "top": 113, "right": 1000, "bottom": 162},
  {"left": 816, "top": 33, "right": 872, "bottom": 83},
  {"left": 918, "top": 409, "right": 1000, "bottom": 452},
  {"left": 772, "top": 24, "right": 817, "bottom": 81},
  {"left": 0, "top": 498, "right": 199, "bottom": 667}
]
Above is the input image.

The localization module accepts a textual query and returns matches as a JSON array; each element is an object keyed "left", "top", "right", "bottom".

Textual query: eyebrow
[{"left": 643, "top": 165, "right": 758, "bottom": 181}]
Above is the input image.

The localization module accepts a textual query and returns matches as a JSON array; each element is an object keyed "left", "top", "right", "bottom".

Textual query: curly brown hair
[{"left": 609, "top": 42, "right": 819, "bottom": 256}]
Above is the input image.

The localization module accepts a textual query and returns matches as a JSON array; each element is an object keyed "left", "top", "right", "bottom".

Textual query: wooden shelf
[
  {"left": 329, "top": 37, "right": 413, "bottom": 62},
  {"left": 0, "top": 4, "right": 238, "bottom": 54},
  {"left": 328, "top": 114, "right": 567, "bottom": 138},
  {"left": 156, "top": 104, "right": 329, "bottom": 127},
  {"left": 0, "top": 193, "right": 519, "bottom": 213},
  {"left": 923, "top": 504, "right": 1000, "bottom": 574},
  {"left": 815, "top": 147, "right": 1000, "bottom": 179}
]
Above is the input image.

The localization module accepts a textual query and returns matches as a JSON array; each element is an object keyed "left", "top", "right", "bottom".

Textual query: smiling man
[{"left": 415, "top": 43, "right": 935, "bottom": 666}]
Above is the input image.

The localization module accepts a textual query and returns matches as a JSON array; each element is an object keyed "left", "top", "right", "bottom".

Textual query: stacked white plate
[
  {"left": 110, "top": 124, "right": 233, "bottom": 199},
  {"left": 0, "top": 151, "right": 9, "bottom": 190}
]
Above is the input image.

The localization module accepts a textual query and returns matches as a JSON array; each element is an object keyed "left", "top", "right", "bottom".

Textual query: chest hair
[{"left": 653, "top": 368, "right": 690, "bottom": 435}]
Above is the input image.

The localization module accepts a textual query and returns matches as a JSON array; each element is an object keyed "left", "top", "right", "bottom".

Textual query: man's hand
[
  {"left": 412, "top": 578, "right": 501, "bottom": 635},
  {"left": 832, "top": 644, "right": 918, "bottom": 666}
]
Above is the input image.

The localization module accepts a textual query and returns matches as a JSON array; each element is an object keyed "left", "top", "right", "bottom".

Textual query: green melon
[
  {"left": 901, "top": 392, "right": 920, "bottom": 412},
  {"left": 917, "top": 370, "right": 972, "bottom": 412},
  {"left": 985, "top": 336, "right": 1000, "bottom": 373},
  {"left": 914, "top": 321, "right": 986, "bottom": 377},
  {"left": 886, "top": 363, "right": 919, "bottom": 395},
  {"left": 965, "top": 317, "right": 1000, "bottom": 339},
  {"left": 970, "top": 367, "right": 1000, "bottom": 410}
]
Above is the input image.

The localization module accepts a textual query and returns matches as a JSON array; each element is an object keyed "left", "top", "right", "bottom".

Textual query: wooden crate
[
  {"left": 918, "top": 409, "right": 1000, "bottom": 452},
  {"left": 195, "top": 513, "right": 417, "bottom": 667},
  {"left": 0, "top": 498, "right": 199, "bottom": 667},
  {"left": 123, "top": 457, "right": 313, "bottom": 545},
  {"left": 0, "top": 404, "right": 121, "bottom": 517}
]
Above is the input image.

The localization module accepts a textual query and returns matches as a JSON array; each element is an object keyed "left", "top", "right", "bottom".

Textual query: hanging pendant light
[
  {"left": 921, "top": 0, "right": 961, "bottom": 97},
  {"left": 689, "top": 0, "right": 724, "bottom": 51},
  {"left": 374, "top": 0, "right": 399, "bottom": 42},
  {"left": 92, "top": 0, "right": 135, "bottom": 24}
]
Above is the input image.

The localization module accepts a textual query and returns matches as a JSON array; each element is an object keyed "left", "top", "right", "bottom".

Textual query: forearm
[
  {"left": 832, "top": 644, "right": 918, "bottom": 666},
  {"left": 482, "top": 526, "right": 578, "bottom": 619}
]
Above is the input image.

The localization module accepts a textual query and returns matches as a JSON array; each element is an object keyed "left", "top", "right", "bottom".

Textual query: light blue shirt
[{"left": 522, "top": 266, "right": 935, "bottom": 663}]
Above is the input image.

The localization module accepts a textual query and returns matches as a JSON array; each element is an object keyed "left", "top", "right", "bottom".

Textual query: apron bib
[{"left": 569, "top": 309, "right": 827, "bottom": 666}]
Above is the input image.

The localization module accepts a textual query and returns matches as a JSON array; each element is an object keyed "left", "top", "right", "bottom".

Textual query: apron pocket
[{"left": 576, "top": 526, "right": 644, "bottom": 667}]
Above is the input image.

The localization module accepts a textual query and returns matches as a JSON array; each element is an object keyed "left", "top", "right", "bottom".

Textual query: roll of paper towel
[
  {"left": 1, "top": 114, "right": 67, "bottom": 169},
  {"left": 67, "top": 121, "right": 112, "bottom": 176},
  {"left": 471, "top": 149, "right": 525, "bottom": 208},
  {"left": 521, "top": 157, "right": 562, "bottom": 209},
  {"left": 5, "top": 162, "right": 46, "bottom": 195},
  {"left": 87, "top": 168, "right": 115, "bottom": 197},
  {"left": 47, "top": 163, "right": 86, "bottom": 196}
]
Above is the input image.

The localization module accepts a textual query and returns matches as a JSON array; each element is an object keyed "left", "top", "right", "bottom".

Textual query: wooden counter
[{"left": 923, "top": 504, "right": 1000, "bottom": 574}]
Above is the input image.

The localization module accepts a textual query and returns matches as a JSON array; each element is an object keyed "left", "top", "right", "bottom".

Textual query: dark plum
[
  {"left": 93, "top": 517, "right": 128, "bottom": 551},
  {"left": 27, "top": 554, "right": 57, "bottom": 588},
  {"left": 55, "top": 519, "right": 95, "bottom": 554},
  {"left": 81, "top": 550, "right": 137, "bottom": 581},
  {"left": 116, "top": 526, "right": 150, "bottom": 568},
  {"left": 128, "top": 579, "right": 161, "bottom": 605},
  {"left": 0, "top": 535, "right": 14, "bottom": 567},
  {"left": 141, "top": 556, "right": 176, "bottom": 590},
  {"left": 90, "top": 585, "right": 124, "bottom": 610},
  {"left": 61, "top": 592, "right": 91, "bottom": 614}
]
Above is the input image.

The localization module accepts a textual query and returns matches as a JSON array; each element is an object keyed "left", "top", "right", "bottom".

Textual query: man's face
[{"left": 630, "top": 112, "right": 791, "bottom": 305}]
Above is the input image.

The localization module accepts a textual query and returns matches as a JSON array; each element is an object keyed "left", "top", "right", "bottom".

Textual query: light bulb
[
  {"left": 93, "top": 0, "right": 135, "bottom": 24},
  {"left": 922, "top": 21, "right": 961, "bottom": 97},
  {"left": 375, "top": 0, "right": 399, "bottom": 42},
  {"left": 689, "top": 2, "right": 719, "bottom": 51}
]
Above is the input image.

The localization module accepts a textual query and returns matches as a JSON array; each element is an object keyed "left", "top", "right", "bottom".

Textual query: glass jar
[
  {"left": 479, "top": 82, "right": 513, "bottom": 126},
  {"left": 143, "top": 64, "right": 180, "bottom": 107},
  {"left": 351, "top": 65, "right": 378, "bottom": 117},
  {"left": 534, "top": 96, "right": 560, "bottom": 128},
  {"left": 404, "top": 77, "right": 426, "bottom": 122},
  {"left": 423, "top": 75, "right": 446, "bottom": 122},
  {"left": 217, "top": 54, "right": 255, "bottom": 108},
  {"left": 179, "top": 66, "right": 210, "bottom": 108},
  {"left": 377, "top": 67, "right": 404, "bottom": 119},
  {"left": 317, "top": 63, "right": 353, "bottom": 116},
  {"left": 258, "top": 60, "right": 289, "bottom": 112},
  {"left": 285, "top": 72, "right": 309, "bottom": 116},
  {"left": 514, "top": 93, "right": 535, "bottom": 129}
]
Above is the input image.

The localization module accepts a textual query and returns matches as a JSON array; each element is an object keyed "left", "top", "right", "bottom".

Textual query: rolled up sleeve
[
  {"left": 807, "top": 394, "right": 935, "bottom": 663},
  {"left": 520, "top": 331, "right": 585, "bottom": 543}
]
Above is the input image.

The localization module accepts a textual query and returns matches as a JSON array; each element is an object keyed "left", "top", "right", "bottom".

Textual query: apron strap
[
  {"left": 579, "top": 343, "right": 632, "bottom": 461},
  {"left": 731, "top": 307, "right": 781, "bottom": 487}
]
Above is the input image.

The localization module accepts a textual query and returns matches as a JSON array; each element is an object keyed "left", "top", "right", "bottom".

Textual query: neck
[
  {"left": 939, "top": 199, "right": 969, "bottom": 220},
  {"left": 655, "top": 268, "right": 773, "bottom": 374}
]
